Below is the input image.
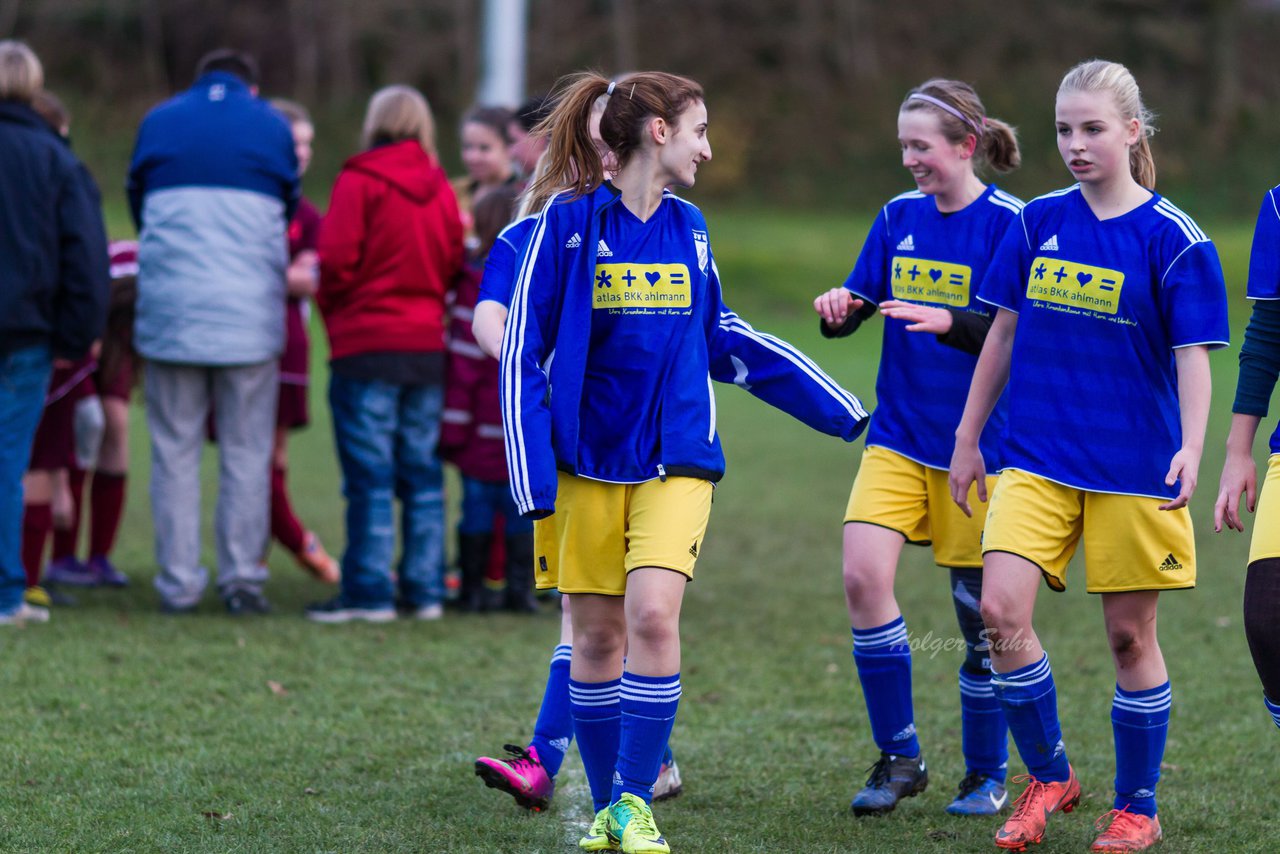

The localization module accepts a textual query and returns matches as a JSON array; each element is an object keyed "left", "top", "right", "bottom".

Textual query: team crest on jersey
[{"left": 692, "top": 230, "right": 709, "bottom": 272}]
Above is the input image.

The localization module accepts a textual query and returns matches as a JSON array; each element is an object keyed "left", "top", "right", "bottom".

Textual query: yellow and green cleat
[
  {"left": 607, "top": 792, "right": 670, "bottom": 854},
  {"left": 579, "top": 806, "right": 619, "bottom": 852}
]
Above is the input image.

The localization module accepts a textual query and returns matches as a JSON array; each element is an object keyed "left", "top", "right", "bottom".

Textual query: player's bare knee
[
  {"left": 628, "top": 602, "right": 678, "bottom": 648},
  {"left": 1106, "top": 626, "right": 1143, "bottom": 667},
  {"left": 574, "top": 623, "right": 626, "bottom": 663},
  {"left": 842, "top": 559, "right": 888, "bottom": 602}
]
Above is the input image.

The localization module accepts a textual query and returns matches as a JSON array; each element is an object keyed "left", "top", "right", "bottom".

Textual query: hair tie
[
  {"left": 907, "top": 93, "right": 983, "bottom": 134},
  {"left": 606, "top": 80, "right": 617, "bottom": 96}
]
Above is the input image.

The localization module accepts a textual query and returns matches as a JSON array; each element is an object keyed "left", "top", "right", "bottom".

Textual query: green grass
[{"left": 3, "top": 207, "right": 1276, "bottom": 852}]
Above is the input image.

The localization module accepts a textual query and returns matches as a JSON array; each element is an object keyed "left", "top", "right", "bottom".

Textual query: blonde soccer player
[{"left": 950, "top": 60, "right": 1228, "bottom": 852}]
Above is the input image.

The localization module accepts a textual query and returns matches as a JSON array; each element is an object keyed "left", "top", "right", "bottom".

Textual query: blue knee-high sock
[
  {"left": 1266, "top": 695, "right": 1280, "bottom": 730},
  {"left": 1112, "top": 682, "right": 1170, "bottom": 817},
  {"left": 530, "top": 644, "right": 573, "bottom": 778},
  {"left": 990, "top": 653, "right": 1070, "bottom": 782},
  {"left": 959, "top": 666, "right": 1009, "bottom": 781},
  {"left": 569, "top": 677, "right": 622, "bottom": 812},
  {"left": 852, "top": 617, "right": 919, "bottom": 757},
  {"left": 613, "top": 672, "right": 681, "bottom": 804}
]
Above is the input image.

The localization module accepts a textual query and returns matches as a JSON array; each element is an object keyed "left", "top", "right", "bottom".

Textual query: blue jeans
[
  {"left": 329, "top": 374, "right": 445, "bottom": 608},
  {"left": 458, "top": 476, "right": 533, "bottom": 536},
  {"left": 0, "top": 345, "right": 52, "bottom": 612}
]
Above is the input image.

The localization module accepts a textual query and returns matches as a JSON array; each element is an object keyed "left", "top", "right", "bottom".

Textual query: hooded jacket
[
  {"left": 0, "top": 101, "right": 109, "bottom": 359},
  {"left": 501, "top": 184, "right": 870, "bottom": 518},
  {"left": 317, "top": 140, "right": 464, "bottom": 359}
]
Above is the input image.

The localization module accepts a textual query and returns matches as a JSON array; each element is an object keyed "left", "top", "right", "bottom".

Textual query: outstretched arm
[{"left": 712, "top": 304, "right": 869, "bottom": 441}]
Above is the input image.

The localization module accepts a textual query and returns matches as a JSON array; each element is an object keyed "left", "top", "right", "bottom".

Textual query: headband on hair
[{"left": 907, "top": 93, "right": 984, "bottom": 134}]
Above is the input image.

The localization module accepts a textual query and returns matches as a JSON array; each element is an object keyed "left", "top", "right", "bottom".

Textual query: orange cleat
[
  {"left": 994, "top": 767, "right": 1081, "bottom": 851},
  {"left": 1090, "top": 808, "right": 1162, "bottom": 852},
  {"left": 297, "top": 531, "right": 340, "bottom": 584}
]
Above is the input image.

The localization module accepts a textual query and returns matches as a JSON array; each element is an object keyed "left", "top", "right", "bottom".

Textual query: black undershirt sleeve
[
  {"left": 935, "top": 309, "right": 993, "bottom": 356},
  {"left": 1234, "top": 299, "right": 1280, "bottom": 417}
]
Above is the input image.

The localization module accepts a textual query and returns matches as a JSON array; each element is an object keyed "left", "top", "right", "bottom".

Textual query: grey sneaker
[{"left": 0, "top": 602, "right": 51, "bottom": 625}]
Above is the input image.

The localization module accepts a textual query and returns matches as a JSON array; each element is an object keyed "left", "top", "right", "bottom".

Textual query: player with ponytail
[
  {"left": 502, "top": 69, "right": 869, "bottom": 853},
  {"left": 812, "top": 78, "right": 1023, "bottom": 818}
]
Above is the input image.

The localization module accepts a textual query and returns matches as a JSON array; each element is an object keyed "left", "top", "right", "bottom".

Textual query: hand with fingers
[
  {"left": 1159, "top": 446, "right": 1202, "bottom": 511},
  {"left": 879, "top": 299, "right": 952, "bottom": 334},
  {"left": 1214, "top": 449, "right": 1258, "bottom": 532},
  {"left": 813, "top": 287, "right": 863, "bottom": 330},
  {"left": 949, "top": 440, "right": 987, "bottom": 518}
]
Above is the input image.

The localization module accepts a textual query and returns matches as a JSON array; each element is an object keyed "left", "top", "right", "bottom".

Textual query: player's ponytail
[
  {"left": 527, "top": 69, "right": 705, "bottom": 203},
  {"left": 900, "top": 79, "right": 1020, "bottom": 175},
  {"left": 1058, "top": 59, "right": 1157, "bottom": 189},
  {"left": 979, "top": 118, "right": 1020, "bottom": 174},
  {"left": 526, "top": 71, "right": 612, "bottom": 203}
]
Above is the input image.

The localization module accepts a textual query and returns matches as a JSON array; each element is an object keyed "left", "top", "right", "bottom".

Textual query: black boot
[
  {"left": 456, "top": 533, "right": 492, "bottom": 613},
  {"left": 503, "top": 532, "right": 539, "bottom": 613}
]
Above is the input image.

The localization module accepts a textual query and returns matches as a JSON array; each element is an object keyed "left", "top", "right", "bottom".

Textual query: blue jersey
[
  {"left": 844, "top": 185, "right": 1021, "bottom": 470},
  {"left": 978, "top": 185, "right": 1230, "bottom": 499},
  {"left": 1245, "top": 185, "right": 1280, "bottom": 454},
  {"left": 502, "top": 184, "right": 869, "bottom": 516},
  {"left": 478, "top": 215, "right": 536, "bottom": 307}
]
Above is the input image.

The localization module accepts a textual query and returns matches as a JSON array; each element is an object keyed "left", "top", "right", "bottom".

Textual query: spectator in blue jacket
[
  {"left": 0, "top": 40, "right": 110, "bottom": 626},
  {"left": 127, "top": 48, "right": 300, "bottom": 615}
]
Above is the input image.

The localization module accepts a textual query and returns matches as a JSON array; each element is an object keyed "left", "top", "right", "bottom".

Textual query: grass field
[{"left": 2, "top": 206, "right": 1276, "bottom": 853}]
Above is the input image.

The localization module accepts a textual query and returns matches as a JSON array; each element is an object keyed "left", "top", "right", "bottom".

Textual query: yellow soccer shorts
[
  {"left": 1249, "top": 454, "right": 1280, "bottom": 565},
  {"left": 532, "top": 515, "right": 560, "bottom": 591},
  {"left": 844, "top": 445, "right": 996, "bottom": 568},
  {"left": 548, "top": 472, "right": 714, "bottom": 596},
  {"left": 981, "top": 468, "right": 1196, "bottom": 593}
]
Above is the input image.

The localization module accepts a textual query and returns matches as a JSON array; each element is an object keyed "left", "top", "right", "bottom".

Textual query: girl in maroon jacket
[
  {"left": 440, "top": 183, "right": 536, "bottom": 613},
  {"left": 310, "top": 85, "right": 464, "bottom": 623}
]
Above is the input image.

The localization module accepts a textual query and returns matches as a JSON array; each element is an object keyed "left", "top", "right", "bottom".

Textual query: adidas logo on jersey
[
  {"left": 896, "top": 234, "right": 915, "bottom": 251},
  {"left": 1039, "top": 234, "right": 1060, "bottom": 251},
  {"left": 1158, "top": 553, "right": 1183, "bottom": 572},
  {"left": 597, "top": 239, "right": 613, "bottom": 257},
  {"left": 565, "top": 232, "right": 582, "bottom": 249}
]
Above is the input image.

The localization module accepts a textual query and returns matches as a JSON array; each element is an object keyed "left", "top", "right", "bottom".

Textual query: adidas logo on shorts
[
  {"left": 565, "top": 232, "right": 582, "bottom": 249},
  {"left": 688, "top": 541, "right": 699, "bottom": 558},
  {"left": 1039, "top": 234, "right": 1060, "bottom": 251},
  {"left": 1157, "top": 553, "right": 1183, "bottom": 572},
  {"left": 896, "top": 234, "right": 915, "bottom": 251}
]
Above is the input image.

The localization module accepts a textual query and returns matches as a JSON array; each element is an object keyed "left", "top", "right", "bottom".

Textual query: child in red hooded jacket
[{"left": 310, "top": 85, "right": 465, "bottom": 623}]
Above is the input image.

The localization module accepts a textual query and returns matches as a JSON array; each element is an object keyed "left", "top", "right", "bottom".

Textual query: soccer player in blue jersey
[
  {"left": 950, "top": 60, "right": 1229, "bottom": 852},
  {"left": 472, "top": 118, "right": 685, "bottom": 813},
  {"left": 502, "top": 70, "right": 870, "bottom": 853},
  {"left": 813, "top": 79, "right": 1022, "bottom": 818},
  {"left": 1214, "top": 183, "right": 1280, "bottom": 734}
]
